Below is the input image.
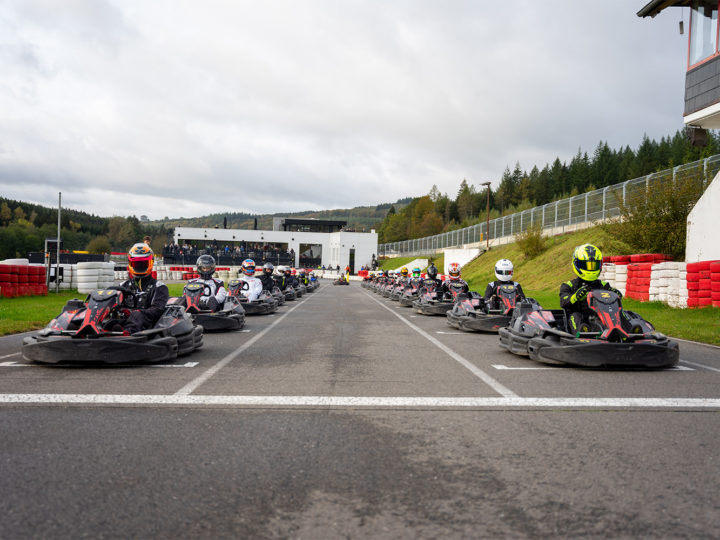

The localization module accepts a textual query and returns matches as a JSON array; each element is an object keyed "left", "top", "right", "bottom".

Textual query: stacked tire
[
  {"left": 686, "top": 260, "right": 720, "bottom": 308},
  {"left": 76, "top": 262, "right": 115, "bottom": 294},
  {"left": 0, "top": 261, "right": 48, "bottom": 298},
  {"left": 650, "top": 262, "right": 687, "bottom": 308}
]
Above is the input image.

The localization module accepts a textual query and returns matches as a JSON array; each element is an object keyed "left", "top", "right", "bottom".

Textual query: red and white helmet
[
  {"left": 448, "top": 262, "right": 461, "bottom": 280},
  {"left": 495, "top": 259, "right": 513, "bottom": 282}
]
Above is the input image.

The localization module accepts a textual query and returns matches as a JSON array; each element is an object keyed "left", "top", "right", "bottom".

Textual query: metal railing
[{"left": 378, "top": 154, "right": 720, "bottom": 256}]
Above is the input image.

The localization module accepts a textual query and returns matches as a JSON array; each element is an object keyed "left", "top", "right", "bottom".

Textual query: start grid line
[{"left": 1, "top": 285, "right": 719, "bottom": 409}]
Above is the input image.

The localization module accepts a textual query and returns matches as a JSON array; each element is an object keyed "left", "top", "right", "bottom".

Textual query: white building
[{"left": 173, "top": 223, "right": 377, "bottom": 273}]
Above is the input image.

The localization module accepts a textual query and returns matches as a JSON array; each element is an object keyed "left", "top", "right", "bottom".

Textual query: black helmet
[
  {"left": 427, "top": 264, "right": 437, "bottom": 279},
  {"left": 196, "top": 254, "right": 216, "bottom": 279},
  {"left": 263, "top": 262, "right": 274, "bottom": 276}
]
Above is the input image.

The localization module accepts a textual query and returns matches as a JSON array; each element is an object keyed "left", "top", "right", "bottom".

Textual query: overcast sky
[{"left": 0, "top": 1, "right": 688, "bottom": 220}]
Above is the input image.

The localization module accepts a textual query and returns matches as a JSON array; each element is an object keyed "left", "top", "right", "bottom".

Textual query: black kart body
[
  {"left": 398, "top": 281, "right": 421, "bottom": 307},
  {"left": 447, "top": 283, "right": 520, "bottom": 332},
  {"left": 228, "top": 279, "right": 279, "bottom": 315},
  {"left": 169, "top": 281, "right": 245, "bottom": 332},
  {"left": 414, "top": 282, "right": 466, "bottom": 316},
  {"left": 498, "top": 290, "right": 679, "bottom": 368},
  {"left": 22, "top": 287, "right": 203, "bottom": 365}
]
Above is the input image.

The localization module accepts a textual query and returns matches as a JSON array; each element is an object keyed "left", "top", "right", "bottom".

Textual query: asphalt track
[{"left": 1, "top": 281, "right": 719, "bottom": 538}]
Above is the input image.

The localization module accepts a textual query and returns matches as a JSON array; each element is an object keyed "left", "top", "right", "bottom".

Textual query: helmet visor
[
  {"left": 130, "top": 256, "right": 151, "bottom": 274},
  {"left": 496, "top": 269, "right": 512, "bottom": 275},
  {"left": 576, "top": 260, "right": 601, "bottom": 271}
]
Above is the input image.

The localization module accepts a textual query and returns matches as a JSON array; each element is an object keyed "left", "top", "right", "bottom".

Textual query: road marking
[
  {"left": 175, "top": 286, "right": 329, "bottom": 396},
  {"left": 0, "top": 394, "right": 719, "bottom": 409},
  {"left": 492, "top": 364, "right": 694, "bottom": 371},
  {"left": 436, "top": 331, "right": 464, "bottom": 335},
  {"left": 0, "top": 361, "right": 199, "bottom": 368},
  {"left": 681, "top": 360, "right": 720, "bottom": 373},
  {"left": 240, "top": 329, "right": 251, "bottom": 333},
  {"left": 0, "top": 353, "right": 20, "bottom": 360},
  {"left": 365, "top": 292, "right": 518, "bottom": 398}
]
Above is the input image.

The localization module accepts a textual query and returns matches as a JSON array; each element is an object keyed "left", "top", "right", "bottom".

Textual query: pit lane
[{"left": 1, "top": 282, "right": 719, "bottom": 538}]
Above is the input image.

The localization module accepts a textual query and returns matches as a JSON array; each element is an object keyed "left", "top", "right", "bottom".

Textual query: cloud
[{"left": 0, "top": 0, "right": 688, "bottom": 219}]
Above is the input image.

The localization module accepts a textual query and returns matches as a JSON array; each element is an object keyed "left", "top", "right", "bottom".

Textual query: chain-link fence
[{"left": 378, "top": 155, "right": 720, "bottom": 257}]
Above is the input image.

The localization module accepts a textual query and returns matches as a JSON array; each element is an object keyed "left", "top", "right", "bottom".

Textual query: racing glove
[{"left": 571, "top": 284, "right": 590, "bottom": 304}]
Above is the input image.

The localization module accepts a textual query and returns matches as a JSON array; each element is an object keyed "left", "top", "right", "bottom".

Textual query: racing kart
[
  {"left": 398, "top": 281, "right": 421, "bottom": 307},
  {"left": 22, "top": 286, "right": 203, "bottom": 365},
  {"left": 446, "top": 283, "right": 522, "bottom": 332},
  {"left": 169, "top": 281, "right": 245, "bottom": 332},
  {"left": 228, "top": 279, "right": 279, "bottom": 315},
  {"left": 498, "top": 289, "right": 679, "bottom": 368},
  {"left": 334, "top": 275, "right": 350, "bottom": 286},
  {"left": 414, "top": 282, "right": 466, "bottom": 316}
]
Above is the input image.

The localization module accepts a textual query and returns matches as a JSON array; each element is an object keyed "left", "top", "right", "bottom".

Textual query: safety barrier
[{"left": 379, "top": 154, "right": 720, "bottom": 257}]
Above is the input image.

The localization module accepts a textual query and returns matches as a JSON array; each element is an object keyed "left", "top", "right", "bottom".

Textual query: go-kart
[
  {"left": 389, "top": 281, "right": 408, "bottom": 301},
  {"left": 498, "top": 289, "right": 679, "bottom": 368},
  {"left": 446, "top": 283, "right": 522, "bottom": 332},
  {"left": 22, "top": 286, "right": 203, "bottom": 365},
  {"left": 414, "top": 282, "right": 467, "bottom": 316},
  {"left": 270, "top": 286, "right": 287, "bottom": 306},
  {"left": 228, "top": 279, "right": 279, "bottom": 315},
  {"left": 334, "top": 275, "right": 350, "bottom": 286},
  {"left": 168, "top": 281, "right": 245, "bottom": 332},
  {"left": 278, "top": 285, "right": 297, "bottom": 301},
  {"left": 398, "top": 281, "right": 421, "bottom": 307}
]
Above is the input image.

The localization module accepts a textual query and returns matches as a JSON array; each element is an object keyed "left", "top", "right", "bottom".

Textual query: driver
[
  {"left": 560, "top": 244, "right": 621, "bottom": 333},
  {"left": 187, "top": 254, "right": 226, "bottom": 311},
  {"left": 441, "top": 262, "right": 469, "bottom": 298},
  {"left": 258, "top": 262, "right": 277, "bottom": 292},
  {"left": 120, "top": 243, "right": 169, "bottom": 333},
  {"left": 410, "top": 267, "right": 422, "bottom": 283},
  {"left": 240, "top": 258, "right": 263, "bottom": 301},
  {"left": 484, "top": 259, "right": 526, "bottom": 309},
  {"left": 421, "top": 264, "right": 442, "bottom": 290}
]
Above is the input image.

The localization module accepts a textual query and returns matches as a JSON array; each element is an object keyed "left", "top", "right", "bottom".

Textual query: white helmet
[
  {"left": 495, "top": 259, "right": 513, "bottom": 282},
  {"left": 276, "top": 265, "right": 286, "bottom": 274}
]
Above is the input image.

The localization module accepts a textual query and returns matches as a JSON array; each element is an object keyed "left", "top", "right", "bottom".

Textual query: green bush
[{"left": 515, "top": 223, "right": 546, "bottom": 259}]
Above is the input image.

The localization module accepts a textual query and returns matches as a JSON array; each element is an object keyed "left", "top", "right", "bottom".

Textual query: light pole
[{"left": 481, "top": 182, "right": 491, "bottom": 250}]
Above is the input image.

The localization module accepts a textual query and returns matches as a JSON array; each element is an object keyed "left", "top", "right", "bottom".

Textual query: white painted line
[
  {"left": 1, "top": 394, "right": 720, "bottom": 409},
  {"left": 0, "top": 361, "right": 199, "bottom": 368},
  {"left": 672, "top": 337, "right": 720, "bottom": 350},
  {"left": 681, "top": 360, "right": 720, "bottom": 373},
  {"left": 492, "top": 364, "right": 694, "bottom": 371},
  {"left": 0, "top": 352, "right": 20, "bottom": 360},
  {"left": 240, "top": 329, "right": 251, "bottom": 333},
  {"left": 436, "top": 331, "right": 464, "bottom": 335},
  {"left": 365, "top": 292, "right": 518, "bottom": 398},
  {"left": 175, "top": 287, "right": 329, "bottom": 396}
]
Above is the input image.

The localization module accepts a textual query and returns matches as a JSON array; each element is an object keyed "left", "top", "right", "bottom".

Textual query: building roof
[{"left": 637, "top": 0, "right": 690, "bottom": 18}]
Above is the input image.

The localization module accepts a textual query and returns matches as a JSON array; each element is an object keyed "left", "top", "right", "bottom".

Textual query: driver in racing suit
[
  {"left": 560, "top": 244, "right": 621, "bottom": 333},
  {"left": 240, "top": 259, "right": 263, "bottom": 301},
  {"left": 120, "top": 243, "right": 169, "bottom": 333},
  {"left": 421, "top": 264, "right": 442, "bottom": 291},
  {"left": 484, "top": 259, "right": 526, "bottom": 309},
  {"left": 441, "top": 262, "right": 470, "bottom": 299},
  {"left": 258, "top": 262, "right": 277, "bottom": 292},
  {"left": 188, "top": 254, "right": 227, "bottom": 312}
]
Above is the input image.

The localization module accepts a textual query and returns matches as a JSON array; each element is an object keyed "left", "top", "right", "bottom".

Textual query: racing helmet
[
  {"left": 241, "top": 258, "right": 256, "bottom": 276},
  {"left": 196, "top": 254, "right": 216, "bottom": 280},
  {"left": 572, "top": 244, "right": 603, "bottom": 281},
  {"left": 426, "top": 264, "right": 438, "bottom": 279},
  {"left": 291, "top": 268, "right": 297, "bottom": 275},
  {"left": 412, "top": 267, "right": 421, "bottom": 278},
  {"left": 127, "top": 242, "right": 154, "bottom": 278},
  {"left": 263, "top": 262, "right": 274, "bottom": 276},
  {"left": 495, "top": 259, "right": 514, "bottom": 282},
  {"left": 448, "top": 262, "right": 461, "bottom": 281},
  {"left": 283, "top": 266, "right": 293, "bottom": 275},
  {"left": 400, "top": 267, "right": 408, "bottom": 277}
]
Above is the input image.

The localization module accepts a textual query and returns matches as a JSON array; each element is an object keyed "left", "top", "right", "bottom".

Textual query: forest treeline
[
  {"left": 0, "top": 197, "right": 172, "bottom": 259},
  {"left": 377, "top": 129, "right": 720, "bottom": 243}
]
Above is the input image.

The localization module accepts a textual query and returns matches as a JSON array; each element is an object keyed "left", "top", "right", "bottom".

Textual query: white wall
[
  {"left": 443, "top": 248, "right": 482, "bottom": 275},
  {"left": 686, "top": 172, "right": 720, "bottom": 262}
]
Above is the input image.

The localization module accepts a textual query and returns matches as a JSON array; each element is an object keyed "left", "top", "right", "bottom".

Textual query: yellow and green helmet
[{"left": 572, "top": 244, "right": 602, "bottom": 281}]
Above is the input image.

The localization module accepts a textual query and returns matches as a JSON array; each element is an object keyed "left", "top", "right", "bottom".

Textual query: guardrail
[{"left": 378, "top": 154, "right": 720, "bottom": 257}]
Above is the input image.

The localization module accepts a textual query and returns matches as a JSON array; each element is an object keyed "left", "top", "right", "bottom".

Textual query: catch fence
[{"left": 378, "top": 155, "right": 720, "bottom": 257}]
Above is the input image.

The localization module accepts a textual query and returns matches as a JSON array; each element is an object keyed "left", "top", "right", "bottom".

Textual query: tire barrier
[
  {"left": 0, "top": 262, "right": 48, "bottom": 298},
  {"left": 601, "top": 254, "right": 720, "bottom": 309}
]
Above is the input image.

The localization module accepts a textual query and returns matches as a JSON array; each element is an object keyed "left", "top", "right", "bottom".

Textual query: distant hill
[{"left": 151, "top": 198, "right": 413, "bottom": 231}]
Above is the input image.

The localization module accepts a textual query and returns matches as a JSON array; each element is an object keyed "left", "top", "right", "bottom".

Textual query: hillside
[{"left": 151, "top": 197, "right": 413, "bottom": 231}]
